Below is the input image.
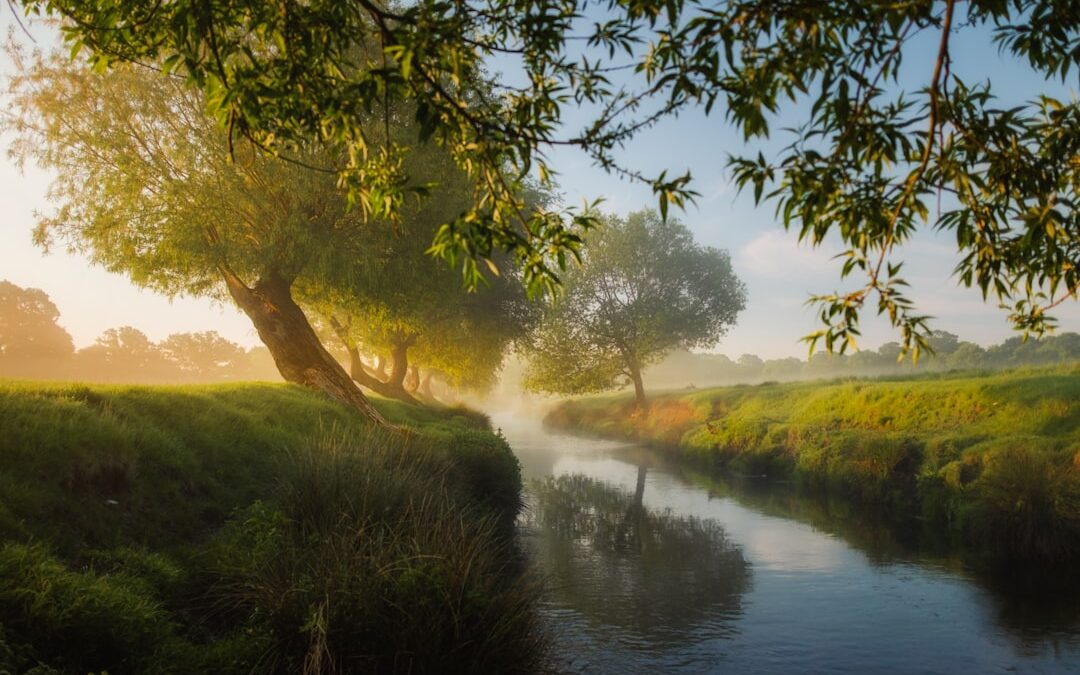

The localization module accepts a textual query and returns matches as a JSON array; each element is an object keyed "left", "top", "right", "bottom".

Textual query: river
[{"left": 493, "top": 412, "right": 1080, "bottom": 674}]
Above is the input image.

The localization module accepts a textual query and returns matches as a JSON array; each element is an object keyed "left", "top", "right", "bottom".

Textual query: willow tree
[
  {"left": 306, "top": 196, "right": 537, "bottom": 404},
  {"left": 525, "top": 210, "right": 746, "bottom": 408},
  {"left": 6, "top": 50, "right": 440, "bottom": 423}
]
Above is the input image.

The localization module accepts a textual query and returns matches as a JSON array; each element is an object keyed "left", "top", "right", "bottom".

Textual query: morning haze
[{"left": 1, "top": 2, "right": 1079, "bottom": 673}]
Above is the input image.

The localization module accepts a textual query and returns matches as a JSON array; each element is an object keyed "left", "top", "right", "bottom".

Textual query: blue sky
[{"left": 1, "top": 12, "right": 1077, "bottom": 359}]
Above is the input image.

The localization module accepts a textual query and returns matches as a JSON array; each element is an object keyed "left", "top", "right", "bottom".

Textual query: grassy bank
[
  {"left": 0, "top": 380, "right": 539, "bottom": 674},
  {"left": 545, "top": 368, "right": 1080, "bottom": 563}
]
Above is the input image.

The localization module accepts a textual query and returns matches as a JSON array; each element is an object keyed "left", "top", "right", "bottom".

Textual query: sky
[{"left": 1, "top": 13, "right": 1077, "bottom": 359}]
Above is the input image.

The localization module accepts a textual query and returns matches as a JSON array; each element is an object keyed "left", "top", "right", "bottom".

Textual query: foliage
[
  {"left": 16, "top": 0, "right": 1080, "bottom": 346},
  {"left": 303, "top": 178, "right": 538, "bottom": 395},
  {"left": 0, "top": 380, "right": 538, "bottom": 673},
  {"left": 0, "top": 279, "right": 73, "bottom": 364},
  {"left": 160, "top": 332, "right": 249, "bottom": 379},
  {"left": 524, "top": 209, "right": 745, "bottom": 403},
  {"left": 5, "top": 50, "right": 349, "bottom": 302},
  {"left": 546, "top": 366, "right": 1080, "bottom": 562},
  {"left": 206, "top": 434, "right": 539, "bottom": 674},
  {"left": 4, "top": 48, "right": 512, "bottom": 419},
  {"left": 965, "top": 445, "right": 1080, "bottom": 561},
  {"left": 0, "top": 542, "right": 180, "bottom": 674},
  {"left": 715, "top": 1, "right": 1080, "bottom": 354}
]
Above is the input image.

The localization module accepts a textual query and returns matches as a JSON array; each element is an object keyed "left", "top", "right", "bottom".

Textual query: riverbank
[
  {"left": 0, "top": 380, "right": 540, "bottom": 674},
  {"left": 544, "top": 367, "right": 1080, "bottom": 564}
]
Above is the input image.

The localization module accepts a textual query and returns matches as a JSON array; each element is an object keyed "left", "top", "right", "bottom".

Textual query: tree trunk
[
  {"left": 345, "top": 345, "right": 380, "bottom": 389},
  {"left": 325, "top": 316, "right": 421, "bottom": 406},
  {"left": 629, "top": 365, "right": 647, "bottom": 410},
  {"left": 388, "top": 337, "right": 411, "bottom": 390},
  {"left": 368, "top": 334, "right": 420, "bottom": 405},
  {"left": 351, "top": 347, "right": 420, "bottom": 404},
  {"left": 220, "top": 268, "right": 388, "bottom": 425},
  {"left": 374, "top": 355, "right": 388, "bottom": 381},
  {"left": 404, "top": 364, "right": 420, "bottom": 393}
]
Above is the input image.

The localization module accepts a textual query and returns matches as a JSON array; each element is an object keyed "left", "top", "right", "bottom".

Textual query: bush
[
  {"left": 0, "top": 543, "right": 176, "bottom": 674},
  {"left": 967, "top": 447, "right": 1080, "bottom": 562}
]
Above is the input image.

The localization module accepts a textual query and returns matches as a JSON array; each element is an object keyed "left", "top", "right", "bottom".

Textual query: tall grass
[
  {"left": 546, "top": 367, "right": 1080, "bottom": 563},
  {"left": 204, "top": 431, "right": 543, "bottom": 675},
  {"left": 0, "top": 380, "right": 540, "bottom": 673}
]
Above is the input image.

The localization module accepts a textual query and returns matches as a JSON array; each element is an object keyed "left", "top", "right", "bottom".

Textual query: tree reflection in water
[{"left": 523, "top": 467, "right": 751, "bottom": 644}]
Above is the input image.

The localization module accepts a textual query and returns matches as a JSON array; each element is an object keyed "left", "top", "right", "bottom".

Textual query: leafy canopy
[
  {"left": 524, "top": 209, "right": 746, "bottom": 395},
  {"left": 303, "top": 188, "right": 537, "bottom": 393},
  {"left": 14, "top": 0, "right": 1080, "bottom": 352},
  {"left": 5, "top": 48, "right": 357, "bottom": 299}
]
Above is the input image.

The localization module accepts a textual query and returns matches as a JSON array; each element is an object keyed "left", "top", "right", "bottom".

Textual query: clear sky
[{"left": 1, "top": 14, "right": 1077, "bottom": 359}]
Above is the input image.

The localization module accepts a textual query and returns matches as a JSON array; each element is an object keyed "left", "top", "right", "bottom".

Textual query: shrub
[
  {"left": 0, "top": 543, "right": 176, "bottom": 674},
  {"left": 967, "top": 447, "right": 1080, "bottom": 562}
]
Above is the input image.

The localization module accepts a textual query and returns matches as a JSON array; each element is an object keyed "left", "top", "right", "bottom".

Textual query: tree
[
  {"left": 878, "top": 342, "right": 904, "bottom": 363},
  {"left": 305, "top": 206, "right": 536, "bottom": 404},
  {"left": 0, "top": 280, "right": 73, "bottom": 377},
  {"left": 945, "top": 342, "right": 987, "bottom": 370},
  {"left": 524, "top": 209, "right": 746, "bottom": 408},
  {"left": 927, "top": 331, "right": 961, "bottom": 356},
  {"left": 761, "top": 357, "right": 803, "bottom": 382},
  {"left": 160, "top": 331, "right": 248, "bottom": 382},
  {"left": 736, "top": 354, "right": 765, "bottom": 380},
  {"left": 75, "top": 326, "right": 172, "bottom": 382},
  {"left": 5, "top": 50, "right": 468, "bottom": 424},
  {"left": 16, "top": 0, "right": 1080, "bottom": 355}
]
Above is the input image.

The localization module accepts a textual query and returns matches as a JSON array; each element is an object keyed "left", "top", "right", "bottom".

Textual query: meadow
[
  {"left": 0, "top": 380, "right": 539, "bottom": 674},
  {"left": 545, "top": 367, "right": 1080, "bottom": 563}
]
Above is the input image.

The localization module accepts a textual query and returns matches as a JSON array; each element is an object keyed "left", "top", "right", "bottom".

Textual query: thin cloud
[{"left": 737, "top": 230, "right": 838, "bottom": 282}]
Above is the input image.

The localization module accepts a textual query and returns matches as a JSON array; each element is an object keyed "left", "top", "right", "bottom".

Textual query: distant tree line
[
  {"left": 0, "top": 280, "right": 282, "bottom": 384},
  {"left": 644, "top": 330, "right": 1080, "bottom": 390},
  {"left": 0, "top": 280, "right": 480, "bottom": 402}
]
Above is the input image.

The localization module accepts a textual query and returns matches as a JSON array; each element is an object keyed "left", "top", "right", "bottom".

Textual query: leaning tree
[
  {"left": 524, "top": 209, "right": 746, "bottom": 408},
  {"left": 5, "top": 50, "right": 475, "bottom": 423},
  {"left": 306, "top": 219, "right": 536, "bottom": 404}
]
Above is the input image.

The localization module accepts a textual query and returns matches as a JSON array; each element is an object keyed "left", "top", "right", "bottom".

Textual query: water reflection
[
  {"left": 673, "top": 465, "right": 1080, "bottom": 649},
  {"left": 500, "top": 412, "right": 1080, "bottom": 674},
  {"left": 524, "top": 468, "right": 751, "bottom": 643}
]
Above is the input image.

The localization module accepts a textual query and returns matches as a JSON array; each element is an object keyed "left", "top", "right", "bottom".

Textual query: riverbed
[{"left": 495, "top": 412, "right": 1080, "bottom": 674}]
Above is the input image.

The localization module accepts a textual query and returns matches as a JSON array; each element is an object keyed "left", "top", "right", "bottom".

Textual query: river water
[{"left": 494, "top": 412, "right": 1080, "bottom": 675}]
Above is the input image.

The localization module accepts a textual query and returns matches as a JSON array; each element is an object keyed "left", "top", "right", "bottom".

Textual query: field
[
  {"left": 545, "top": 368, "right": 1080, "bottom": 563},
  {"left": 0, "top": 380, "right": 539, "bottom": 674}
]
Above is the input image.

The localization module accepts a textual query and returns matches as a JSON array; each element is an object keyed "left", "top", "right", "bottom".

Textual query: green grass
[
  {"left": 0, "top": 380, "right": 540, "bottom": 674},
  {"left": 546, "top": 367, "right": 1080, "bottom": 563}
]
